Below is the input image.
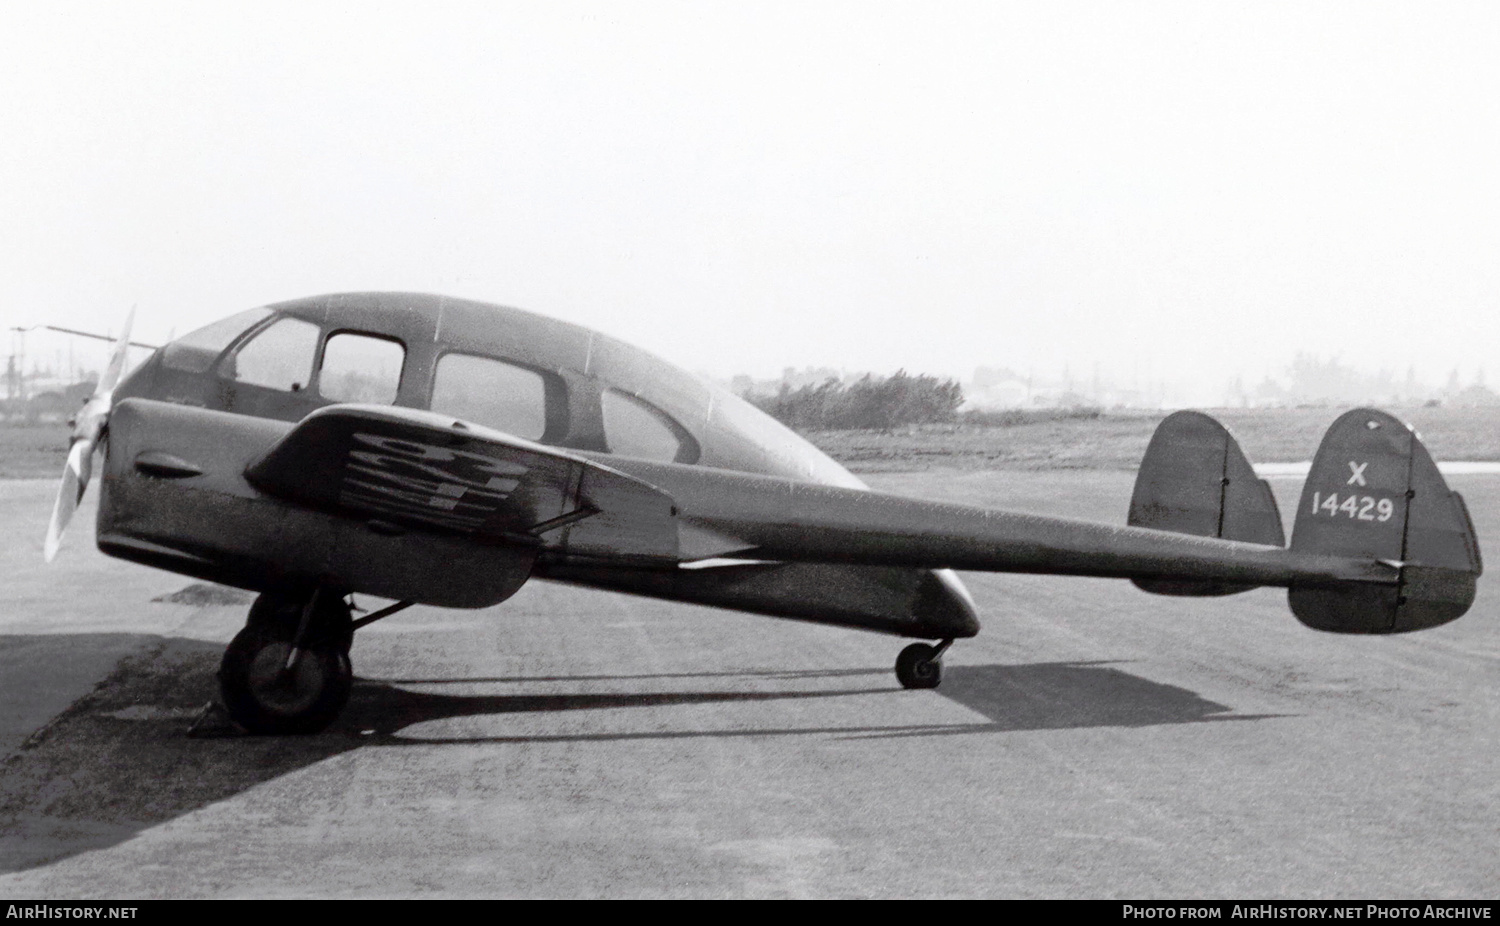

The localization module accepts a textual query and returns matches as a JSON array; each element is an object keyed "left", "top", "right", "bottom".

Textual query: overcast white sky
[{"left": 3, "top": 1, "right": 1498, "bottom": 400}]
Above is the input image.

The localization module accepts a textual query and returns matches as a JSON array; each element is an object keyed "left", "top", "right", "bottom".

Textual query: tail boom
[{"left": 610, "top": 456, "right": 1398, "bottom": 588}]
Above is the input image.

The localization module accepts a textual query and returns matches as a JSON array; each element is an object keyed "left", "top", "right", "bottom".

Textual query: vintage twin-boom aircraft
[{"left": 43, "top": 293, "right": 1483, "bottom": 734}]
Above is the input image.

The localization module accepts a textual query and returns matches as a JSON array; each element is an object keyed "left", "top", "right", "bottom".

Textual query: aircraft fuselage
[{"left": 101, "top": 292, "right": 980, "bottom": 641}]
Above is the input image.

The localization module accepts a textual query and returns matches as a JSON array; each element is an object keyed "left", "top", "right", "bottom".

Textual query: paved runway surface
[{"left": 1, "top": 470, "right": 1496, "bottom": 898}]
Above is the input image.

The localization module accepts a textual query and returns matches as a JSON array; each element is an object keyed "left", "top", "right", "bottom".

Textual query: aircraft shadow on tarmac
[
  {"left": 0, "top": 633, "right": 1275, "bottom": 874},
  {"left": 875, "top": 662, "right": 1279, "bottom": 739},
  {"left": 361, "top": 661, "right": 1274, "bottom": 745}
]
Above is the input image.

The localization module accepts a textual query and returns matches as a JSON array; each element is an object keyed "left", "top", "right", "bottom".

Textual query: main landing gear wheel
[
  {"left": 895, "top": 641, "right": 950, "bottom": 690},
  {"left": 219, "top": 590, "right": 354, "bottom": 734}
]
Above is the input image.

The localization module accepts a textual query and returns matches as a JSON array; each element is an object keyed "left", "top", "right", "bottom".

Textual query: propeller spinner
[{"left": 43, "top": 308, "right": 135, "bottom": 561}]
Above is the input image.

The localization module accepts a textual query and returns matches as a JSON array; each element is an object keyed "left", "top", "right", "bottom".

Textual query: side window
[
  {"left": 320, "top": 332, "right": 405, "bottom": 404},
  {"left": 431, "top": 353, "right": 548, "bottom": 440},
  {"left": 227, "top": 317, "right": 320, "bottom": 392},
  {"left": 601, "top": 389, "right": 699, "bottom": 463},
  {"left": 162, "top": 307, "right": 272, "bottom": 373}
]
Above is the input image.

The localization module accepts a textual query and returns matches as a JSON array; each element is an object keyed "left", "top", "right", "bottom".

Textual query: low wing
[{"left": 244, "top": 404, "right": 678, "bottom": 562}]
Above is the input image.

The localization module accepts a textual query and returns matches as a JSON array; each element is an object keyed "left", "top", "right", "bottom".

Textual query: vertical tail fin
[
  {"left": 1288, "top": 409, "right": 1481, "bottom": 633},
  {"left": 1128, "top": 410, "right": 1284, "bottom": 595}
]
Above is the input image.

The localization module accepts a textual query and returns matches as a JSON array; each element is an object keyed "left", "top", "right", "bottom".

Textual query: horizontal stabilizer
[
  {"left": 1288, "top": 409, "right": 1481, "bottom": 633},
  {"left": 1128, "top": 410, "right": 1284, "bottom": 595}
]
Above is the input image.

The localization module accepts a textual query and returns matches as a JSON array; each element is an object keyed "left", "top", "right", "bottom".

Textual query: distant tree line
[
  {"left": 748, "top": 371, "right": 965, "bottom": 431},
  {"left": 1236, "top": 353, "right": 1500, "bottom": 408}
]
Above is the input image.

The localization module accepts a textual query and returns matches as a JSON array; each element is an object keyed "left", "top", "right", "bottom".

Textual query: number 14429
[{"left": 1310, "top": 492, "right": 1395, "bottom": 522}]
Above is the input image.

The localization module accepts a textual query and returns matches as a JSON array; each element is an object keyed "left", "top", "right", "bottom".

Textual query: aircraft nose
[{"left": 912, "top": 568, "right": 981, "bottom": 638}]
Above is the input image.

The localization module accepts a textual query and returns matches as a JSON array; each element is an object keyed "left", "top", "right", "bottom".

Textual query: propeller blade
[
  {"left": 44, "top": 305, "right": 135, "bottom": 562},
  {"left": 44, "top": 439, "right": 93, "bottom": 562},
  {"left": 95, "top": 306, "right": 135, "bottom": 398}
]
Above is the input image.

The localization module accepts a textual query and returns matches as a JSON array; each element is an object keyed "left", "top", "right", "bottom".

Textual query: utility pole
[{"left": 8, "top": 328, "right": 25, "bottom": 402}]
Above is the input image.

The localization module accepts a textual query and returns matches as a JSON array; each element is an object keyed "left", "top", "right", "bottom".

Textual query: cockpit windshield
[{"left": 160, "top": 307, "right": 273, "bottom": 374}]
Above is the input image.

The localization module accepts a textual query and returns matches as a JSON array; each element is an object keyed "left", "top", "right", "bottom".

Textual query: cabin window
[
  {"left": 162, "top": 308, "right": 272, "bottom": 373},
  {"left": 430, "top": 353, "right": 547, "bottom": 440},
  {"left": 601, "top": 389, "right": 699, "bottom": 463},
  {"left": 319, "top": 332, "right": 405, "bottom": 404},
  {"left": 227, "top": 317, "right": 321, "bottom": 393}
]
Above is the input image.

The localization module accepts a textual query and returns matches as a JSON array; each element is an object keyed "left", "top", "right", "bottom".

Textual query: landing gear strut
[
  {"left": 895, "top": 639, "right": 952, "bottom": 690},
  {"left": 219, "top": 589, "right": 354, "bottom": 735}
]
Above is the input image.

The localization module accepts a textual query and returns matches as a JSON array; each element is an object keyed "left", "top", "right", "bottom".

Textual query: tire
[
  {"left": 219, "top": 622, "right": 352, "bottom": 734},
  {"left": 895, "top": 642, "right": 942, "bottom": 690}
]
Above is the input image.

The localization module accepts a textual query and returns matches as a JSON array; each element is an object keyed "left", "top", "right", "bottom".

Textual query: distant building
[{"left": 963, "top": 377, "right": 1030, "bottom": 410}]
